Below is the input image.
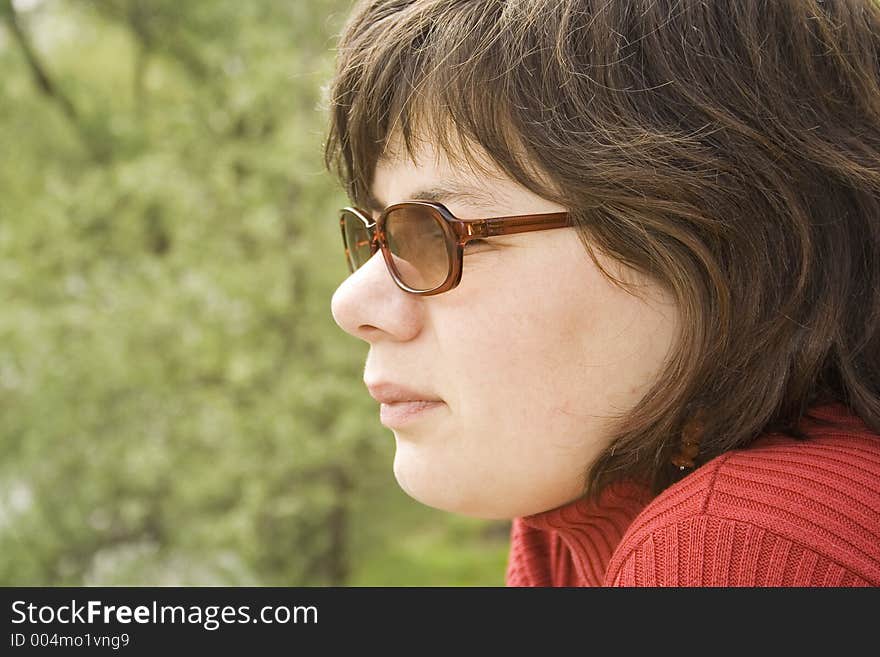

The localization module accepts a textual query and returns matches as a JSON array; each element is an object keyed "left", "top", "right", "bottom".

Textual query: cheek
[
  {"left": 444, "top": 267, "right": 603, "bottom": 433},
  {"left": 443, "top": 246, "right": 675, "bottom": 444}
]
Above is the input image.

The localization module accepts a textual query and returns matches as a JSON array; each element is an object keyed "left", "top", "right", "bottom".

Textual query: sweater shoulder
[{"left": 604, "top": 419, "right": 880, "bottom": 586}]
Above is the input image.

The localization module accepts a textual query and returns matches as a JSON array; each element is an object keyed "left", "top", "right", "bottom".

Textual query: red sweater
[{"left": 505, "top": 402, "right": 880, "bottom": 586}]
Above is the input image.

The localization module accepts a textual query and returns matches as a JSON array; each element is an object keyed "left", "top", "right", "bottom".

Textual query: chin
[{"left": 391, "top": 454, "right": 516, "bottom": 520}]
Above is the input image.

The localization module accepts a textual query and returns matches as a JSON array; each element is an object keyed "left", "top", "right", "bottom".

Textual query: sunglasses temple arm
[{"left": 463, "top": 214, "right": 572, "bottom": 239}]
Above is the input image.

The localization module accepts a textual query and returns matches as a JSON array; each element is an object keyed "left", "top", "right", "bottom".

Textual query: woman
[{"left": 326, "top": 0, "right": 880, "bottom": 585}]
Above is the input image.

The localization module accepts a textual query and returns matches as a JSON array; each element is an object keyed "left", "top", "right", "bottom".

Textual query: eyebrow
[{"left": 367, "top": 183, "right": 501, "bottom": 213}]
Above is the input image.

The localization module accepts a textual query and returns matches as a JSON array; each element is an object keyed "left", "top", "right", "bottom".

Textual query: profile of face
[{"left": 331, "top": 136, "right": 680, "bottom": 519}]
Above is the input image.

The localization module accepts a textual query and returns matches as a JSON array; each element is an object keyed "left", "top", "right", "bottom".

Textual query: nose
[{"left": 330, "top": 250, "right": 424, "bottom": 343}]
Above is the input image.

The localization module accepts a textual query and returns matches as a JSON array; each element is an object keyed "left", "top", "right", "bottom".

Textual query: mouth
[
  {"left": 364, "top": 379, "right": 445, "bottom": 428},
  {"left": 379, "top": 400, "right": 445, "bottom": 428}
]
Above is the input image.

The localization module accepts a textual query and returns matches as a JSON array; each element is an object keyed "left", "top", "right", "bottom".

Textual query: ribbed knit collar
[
  {"left": 516, "top": 480, "right": 654, "bottom": 585},
  {"left": 519, "top": 479, "right": 652, "bottom": 532},
  {"left": 514, "top": 401, "right": 862, "bottom": 585}
]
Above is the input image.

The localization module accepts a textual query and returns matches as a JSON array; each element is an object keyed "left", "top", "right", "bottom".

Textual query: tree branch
[
  {"left": 1, "top": 0, "right": 106, "bottom": 161},
  {"left": 127, "top": 0, "right": 151, "bottom": 118},
  {"left": 1, "top": 0, "right": 79, "bottom": 123}
]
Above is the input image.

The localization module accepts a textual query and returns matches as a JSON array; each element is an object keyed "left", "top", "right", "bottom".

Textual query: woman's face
[{"left": 331, "top": 138, "right": 679, "bottom": 519}]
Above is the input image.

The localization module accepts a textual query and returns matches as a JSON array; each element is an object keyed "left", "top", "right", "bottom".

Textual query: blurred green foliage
[{"left": 0, "top": 0, "right": 509, "bottom": 585}]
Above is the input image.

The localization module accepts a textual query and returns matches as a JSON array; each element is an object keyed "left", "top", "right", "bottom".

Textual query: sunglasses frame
[{"left": 340, "top": 200, "right": 573, "bottom": 296}]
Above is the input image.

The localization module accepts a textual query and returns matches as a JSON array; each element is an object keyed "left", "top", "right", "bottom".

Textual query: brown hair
[{"left": 324, "top": 0, "right": 880, "bottom": 498}]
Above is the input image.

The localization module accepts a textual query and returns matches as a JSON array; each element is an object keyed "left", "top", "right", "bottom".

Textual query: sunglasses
[{"left": 340, "top": 201, "right": 573, "bottom": 296}]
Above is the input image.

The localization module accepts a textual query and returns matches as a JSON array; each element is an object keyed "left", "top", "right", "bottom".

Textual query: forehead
[{"left": 369, "top": 134, "right": 516, "bottom": 213}]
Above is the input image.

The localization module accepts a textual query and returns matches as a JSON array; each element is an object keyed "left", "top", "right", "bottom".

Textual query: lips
[
  {"left": 365, "top": 381, "right": 443, "bottom": 405},
  {"left": 365, "top": 381, "right": 445, "bottom": 429}
]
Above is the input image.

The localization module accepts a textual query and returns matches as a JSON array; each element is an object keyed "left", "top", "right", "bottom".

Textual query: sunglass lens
[
  {"left": 384, "top": 205, "right": 450, "bottom": 291},
  {"left": 341, "top": 210, "right": 374, "bottom": 271}
]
